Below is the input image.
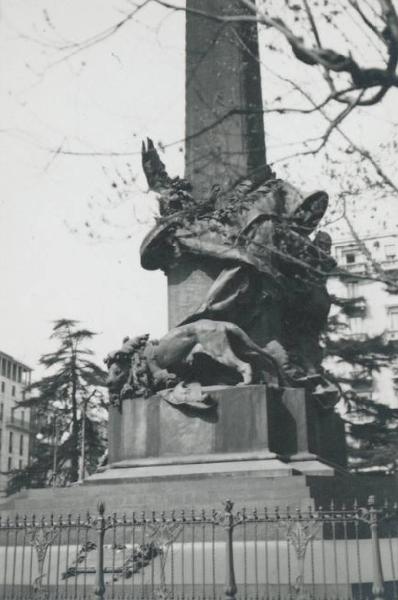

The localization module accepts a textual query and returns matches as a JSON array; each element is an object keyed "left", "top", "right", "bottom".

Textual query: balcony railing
[
  {"left": 6, "top": 416, "right": 31, "bottom": 431},
  {"left": 339, "top": 261, "right": 369, "bottom": 275},
  {"left": 336, "top": 258, "right": 398, "bottom": 276},
  {"left": 381, "top": 258, "right": 398, "bottom": 271},
  {"left": 347, "top": 332, "right": 367, "bottom": 341}
]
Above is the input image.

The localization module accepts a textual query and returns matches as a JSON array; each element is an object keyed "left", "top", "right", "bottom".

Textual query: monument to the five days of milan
[{"left": 91, "top": 0, "right": 392, "bottom": 510}]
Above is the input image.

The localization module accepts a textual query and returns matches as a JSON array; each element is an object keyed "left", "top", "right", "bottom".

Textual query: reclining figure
[{"left": 105, "top": 319, "right": 288, "bottom": 406}]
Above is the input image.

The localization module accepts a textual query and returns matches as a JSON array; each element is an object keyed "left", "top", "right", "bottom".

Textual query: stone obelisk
[{"left": 168, "top": 0, "right": 267, "bottom": 328}]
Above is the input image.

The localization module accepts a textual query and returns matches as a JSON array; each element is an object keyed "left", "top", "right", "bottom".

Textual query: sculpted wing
[{"left": 141, "top": 137, "right": 171, "bottom": 192}]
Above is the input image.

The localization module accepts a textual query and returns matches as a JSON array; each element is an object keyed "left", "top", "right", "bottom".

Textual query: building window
[
  {"left": 1, "top": 359, "right": 5, "bottom": 377},
  {"left": 0, "top": 403, "right": 3, "bottom": 421},
  {"left": 6, "top": 361, "right": 11, "bottom": 379},
  {"left": 17, "top": 366, "right": 22, "bottom": 384},
  {"left": 1, "top": 381, "right": 4, "bottom": 393},
  {"left": 12, "top": 363, "right": 17, "bottom": 381},
  {"left": 18, "top": 459, "right": 23, "bottom": 470},
  {"left": 12, "top": 385, "right": 15, "bottom": 397},
  {"left": 355, "top": 390, "right": 373, "bottom": 401},
  {"left": 0, "top": 428, "right": 2, "bottom": 450},
  {"left": 385, "top": 244, "right": 396, "bottom": 261},
  {"left": 8, "top": 431, "right": 13, "bottom": 453},
  {"left": 349, "top": 316, "right": 364, "bottom": 336},
  {"left": 19, "top": 434, "right": 24, "bottom": 456},
  {"left": 346, "top": 282, "right": 359, "bottom": 299},
  {"left": 345, "top": 252, "right": 356, "bottom": 264},
  {"left": 388, "top": 307, "right": 398, "bottom": 333},
  {"left": 8, "top": 457, "right": 12, "bottom": 472}
]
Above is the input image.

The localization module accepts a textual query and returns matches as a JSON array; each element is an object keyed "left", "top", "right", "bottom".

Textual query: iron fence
[{"left": 0, "top": 496, "right": 397, "bottom": 599}]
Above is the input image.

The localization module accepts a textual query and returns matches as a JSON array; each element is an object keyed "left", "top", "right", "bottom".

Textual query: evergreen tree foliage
[
  {"left": 9, "top": 319, "right": 107, "bottom": 492},
  {"left": 323, "top": 294, "right": 398, "bottom": 473}
]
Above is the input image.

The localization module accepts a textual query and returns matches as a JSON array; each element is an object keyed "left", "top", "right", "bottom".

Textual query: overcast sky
[
  {"left": 1, "top": 0, "right": 397, "bottom": 375},
  {"left": 0, "top": 0, "right": 188, "bottom": 372}
]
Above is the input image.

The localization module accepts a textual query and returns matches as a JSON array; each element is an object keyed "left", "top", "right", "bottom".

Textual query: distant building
[
  {"left": 0, "top": 351, "right": 32, "bottom": 495},
  {"left": 328, "top": 231, "right": 398, "bottom": 408}
]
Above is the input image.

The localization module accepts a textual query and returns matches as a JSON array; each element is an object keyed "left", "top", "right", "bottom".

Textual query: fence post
[
  {"left": 368, "top": 496, "right": 385, "bottom": 600},
  {"left": 94, "top": 502, "right": 106, "bottom": 600},
  {"left": 223, "top": 500, "right": 237, "bottom": 600}
]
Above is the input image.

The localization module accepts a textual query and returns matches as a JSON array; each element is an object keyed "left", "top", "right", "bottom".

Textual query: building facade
[
  {"left": 328, "top": 231, "right": 398, "bottom": 408},
  {"left": 0, "top": 351, "right": 32, "bottom": 495}
]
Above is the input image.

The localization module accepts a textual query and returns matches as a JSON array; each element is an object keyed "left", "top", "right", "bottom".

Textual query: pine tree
[
  {"left": 323, "top": 295, "right": 398, "bottom": 473},
  {"left": 10, "top": 319, "right": 107, "bottom": 491}
]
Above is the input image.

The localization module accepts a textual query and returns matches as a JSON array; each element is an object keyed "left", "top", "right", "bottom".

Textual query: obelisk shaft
[
  {"left": 168, "top": 0, "right": 266, "bottom": 329},
  {"left": 185, "top": 0, "right": 266, "bottom": 199}
]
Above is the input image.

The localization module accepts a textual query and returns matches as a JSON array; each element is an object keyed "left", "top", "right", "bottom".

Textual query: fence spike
[
  {"left": 223, "top": 499, "right": 237, "bottom": 600},
  {"left": 368, "top": 496, "right": 385, "bottom": 600}
]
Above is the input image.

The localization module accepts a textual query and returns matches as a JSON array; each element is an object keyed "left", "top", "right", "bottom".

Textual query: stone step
[
  {"left": 2, "top": 473, "right": 396, "bottom": 521},
  {"left": 0, "top": 473, "right": 312, "bottom": 518}
]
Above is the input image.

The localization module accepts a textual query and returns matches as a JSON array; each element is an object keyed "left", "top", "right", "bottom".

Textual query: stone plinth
[
  {"left": 109, "top": 385, "right": 277, "bottom": 467},
  {"left": 107, "top": 385, "right": 345, "bottom": 475},
  {"left": 2, "top": 391, "right": 396, "bottom": 517}
]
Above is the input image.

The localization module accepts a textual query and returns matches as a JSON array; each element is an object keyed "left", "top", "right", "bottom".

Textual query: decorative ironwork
[
  {"left": 0, "top": 497, "right": 397, "bottom": 599},
  {"left": 279, "top": 509, "right": 321, "bottom": 600},
  {"left": 27, "top": 518, "right": 59, "bottom": 598}
]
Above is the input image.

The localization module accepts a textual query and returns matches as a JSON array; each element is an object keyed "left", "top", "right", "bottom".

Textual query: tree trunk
[{"left": 70, "top": 353, "right": 79, "bottom": 482}]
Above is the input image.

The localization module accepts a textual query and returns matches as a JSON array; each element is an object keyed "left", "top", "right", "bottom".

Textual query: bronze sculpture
[{"left": 105, "top": 139, "right": 337, "bottom": 406}]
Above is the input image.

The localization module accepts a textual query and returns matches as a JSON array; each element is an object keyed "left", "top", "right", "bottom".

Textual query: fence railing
[{"left": 0, "top": 496, "right": 397, "bottom": 599}]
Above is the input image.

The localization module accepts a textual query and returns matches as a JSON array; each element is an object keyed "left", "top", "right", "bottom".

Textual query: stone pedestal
[
  {"left": 107, "top": 385, "right": 345, "bottom": 476},
  {"left": 109, "top": 385, "right": 278, "bottom": 467},
  {"left": 75, "top": 384, "right": 348, "bottom": 511},
  {"left": 3, "top": 390, "right": 396, "bottom": 518}
]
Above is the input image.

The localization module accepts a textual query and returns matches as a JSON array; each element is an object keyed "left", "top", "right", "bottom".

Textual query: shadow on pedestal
[{"left": 269, "top": 387, "right": 347, "bottom": 475}]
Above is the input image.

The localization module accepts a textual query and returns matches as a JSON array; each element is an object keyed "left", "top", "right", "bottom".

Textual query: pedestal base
[
  {"left": 108, "top": 384, "right": 346, "bottom": 473},
  {"left": 109, "top": 385, "right": 278, "bottom": 466},
  {"left": 0, "top": 385, "right": 355, "bottom": 518}
]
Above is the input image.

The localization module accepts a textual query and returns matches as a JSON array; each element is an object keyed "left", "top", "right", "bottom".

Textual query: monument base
[
  {"left": 107, "top": 384, "right": 345, "bottom": 473},
  {"left": 3, "top": 385, "right": 394, "bottom": 518},
  {"left": 65, "top": 383, "right": 342, "bottom": 510}
]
